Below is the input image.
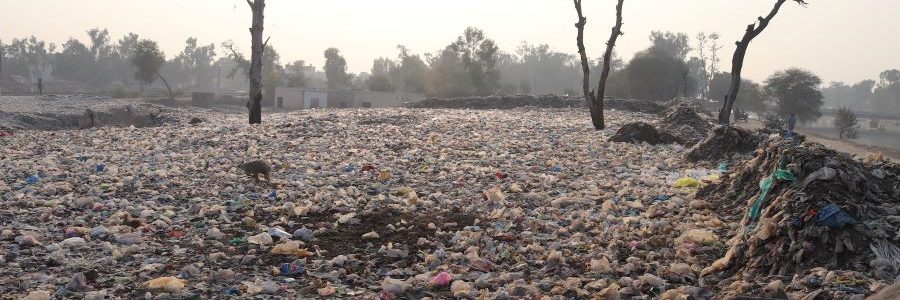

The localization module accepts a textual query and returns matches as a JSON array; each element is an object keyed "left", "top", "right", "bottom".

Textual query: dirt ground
[{"left": 735, "top": 119, "right": 900, "bottom": 161}]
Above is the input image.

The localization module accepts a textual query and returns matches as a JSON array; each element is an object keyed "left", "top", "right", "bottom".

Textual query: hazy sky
[{"left": 2, "top": 0, "right": 898, "bottom": 84}]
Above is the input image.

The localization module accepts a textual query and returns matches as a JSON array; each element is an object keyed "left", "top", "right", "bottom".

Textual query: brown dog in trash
[{"left": 238, "top": 160, "right": 272, "bottom": 184}]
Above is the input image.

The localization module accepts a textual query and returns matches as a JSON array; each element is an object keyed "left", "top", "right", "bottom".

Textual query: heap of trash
[
  {"left": 659, "top": 103, "right": 715, "bottom": 146},
  {"left": 1, "top": 104, "right": 897, "bottom": 299},
  {"left": 686, "top": 125, "right": 767, "bottom": 162},
  {"left": 697, "top": 137, "right": 900, "bottom": 298}
]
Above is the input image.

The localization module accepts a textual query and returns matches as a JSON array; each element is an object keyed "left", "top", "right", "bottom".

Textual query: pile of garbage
[
  {"left": 685, "top": 125, "right": 767, "bottom": 162},
  {"left": 659, "top": 103, "right": 715, "bottom": 146},
  {"left": 0, "top": 96, "right": 184, "bottom": 130},
  {"left": 2, "top": 107, "right": 722, "bottom": 299},
  {"left": 3, "top": 105, "right": 895, "bottom": 299},
  {"left": 697, "top": 138, "right": 900, "bottom": 298},
  {"left": 609, "top": 122, "right": 681, "bottom": 145}
]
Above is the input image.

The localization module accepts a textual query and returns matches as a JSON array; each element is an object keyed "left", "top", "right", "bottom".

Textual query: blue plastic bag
[{"left": 815, "top": 204, "right": 857, "bottom": 228}]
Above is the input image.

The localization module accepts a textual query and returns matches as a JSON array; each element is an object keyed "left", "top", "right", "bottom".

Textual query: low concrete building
[{"left": 274, "top": 87, "right": 423, "bottom": 109}]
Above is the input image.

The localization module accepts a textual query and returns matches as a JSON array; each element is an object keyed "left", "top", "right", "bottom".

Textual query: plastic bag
[{"left": 673, "top": 177, "right": 700, "bottom": 188}]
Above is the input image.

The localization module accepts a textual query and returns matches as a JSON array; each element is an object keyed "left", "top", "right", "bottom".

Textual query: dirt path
[{"left": 736, "top": 119, "right": 900, "bottom": 161}]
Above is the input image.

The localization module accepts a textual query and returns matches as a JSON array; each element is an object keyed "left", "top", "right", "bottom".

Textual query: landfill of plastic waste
[
  {"left": 658, "top": 102, "right": 714, "bottom": 146},
  {"left": 1, "top": 98, "right": 897, "bottom": 299},
  {"left": 697, "top": 137, "right": 900, "bottom": 298}
]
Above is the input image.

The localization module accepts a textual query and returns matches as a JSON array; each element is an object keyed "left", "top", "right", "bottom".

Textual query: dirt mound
[
  {"left": 659, "top": 104, "right": 714, "bottom": 145},
  {"left": 0, "top": 96, "right": 181, "bottom": 130},
  {"left": 609, "top": 122, "right": 681, "bottom": 145},
  {"left": 685, "top": 125, "right": 767, "bottom": 162},
  {"left": 697, "top": 138, "right": 900, "bottom": 286},
  {"left": 605, "top": 98, "right": 666, "bottom": 114}
]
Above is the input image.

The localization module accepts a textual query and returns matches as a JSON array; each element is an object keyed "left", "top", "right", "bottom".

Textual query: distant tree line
[
  {"left": 821, "top": 69, "right": 900, "bottom": 113},
  {"left": 1, "top": 27, "right": 897, "bottom": 118}
]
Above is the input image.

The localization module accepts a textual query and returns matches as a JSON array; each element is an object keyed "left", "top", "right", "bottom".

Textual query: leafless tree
[
  {"left": 574, "top": 0, "right": 624, "bottom": 130},
  {"left": 247, "top": 0, "right": 266, "bottom": 124},
  {"left": 718, "top": 0, "right": 808, "bottom": 124}
]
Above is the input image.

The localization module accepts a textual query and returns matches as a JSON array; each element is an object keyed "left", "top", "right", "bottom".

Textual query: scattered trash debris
[{"left": 1, "top": 105, "right": 894, "bottom": 298}]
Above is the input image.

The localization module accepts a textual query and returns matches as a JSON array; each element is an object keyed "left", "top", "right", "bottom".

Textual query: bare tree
[
  {"left": 834, "top": 107, "right": 859, "bottom": 139},
  {"left": 718, "top": 0, "right": 808, "bottom": 124},
  {"left": 574, "top": 0, "right": 624, "bottom": 130},
  {"left": 247, "top": 0, "right": 266, "bottom": 124}
]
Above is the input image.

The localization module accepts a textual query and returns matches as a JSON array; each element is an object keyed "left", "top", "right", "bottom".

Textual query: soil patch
[
  {"left": 685, "top": 125, "right": 766, "bottom": 162},
  {"left": 301, "top": 208, "right": 476, "bottom": 259},
  {"left": 609, "top": 122, "right": 681, "bottom": 145}
]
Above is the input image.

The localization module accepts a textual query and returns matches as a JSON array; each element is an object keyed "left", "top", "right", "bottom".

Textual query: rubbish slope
[{"left": 698, "top": 138, "right": 900, "bottom": 297}]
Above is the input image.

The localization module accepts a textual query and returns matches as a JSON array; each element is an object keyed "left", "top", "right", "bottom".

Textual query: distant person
[
  {"left": 786, "top": 113, "right": 797, "bottom": 138},
  {"left": 37, "top": 78, "right": 43, "bottom": 95}
]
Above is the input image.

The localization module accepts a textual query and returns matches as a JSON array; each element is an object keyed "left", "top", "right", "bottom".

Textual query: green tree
[
  {"left": 367, "top": 74, "right": 394, "bottom": 92},
  {"left": 172, "top": 37, "right": 216, "bottom": 89},
  {"left": 710, "top": 73, "right": 769, "bottom": 114},
  {"left": 324, "top": 47, "right": 351, "bottom": 90},
  {"left": 448, "top": 27, "right": 500, "bottom": 94},
  {"left": 6, "top": 37, "right": 55, "bottom": 86},
  {"left": 873, "top": 69, "right": 900, "bottom": 112},
  {"left": 395, "top": 45, "right": 427, "bottom": 93},
  {"left": 54, "top": 38, "right": 93, "bottom": 82},
  {"left": 131, "top": 39, "right": 173, "bottom": 99},
  {"left": 834, "top": 107, "right": 859, "bottom": 139},
  {"left": 648, "top": 31, "right": 692, "bottom": 60},
  {"left": 764, "top": 68, "right": 823, "bottom": 123},
  {"left": 284, "top": 60, "right": 307, "bottom": 88},
  {"left": 366, "top": 57, "right": 396, "bottom": 92},
  {"left": 424, "top": 48, "right": 474, "bottom": 97},
  {"left": 624, "top": 51, "right": 690, "bottom": 101},
  {"left": 498, "top": 42, "right": 581, "bottom": 95},
  {"left": 879, "top": 69, "right": 900, "bottom": 86}
]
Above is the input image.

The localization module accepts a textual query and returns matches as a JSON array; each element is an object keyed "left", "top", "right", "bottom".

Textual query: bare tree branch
[{"left": 719, "top": 0, "right": 805, "bottom": 124}]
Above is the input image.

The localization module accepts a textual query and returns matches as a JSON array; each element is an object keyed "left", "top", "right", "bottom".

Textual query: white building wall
[
  {"left": 304, "top": 91, "right": 328, "bottom": 109},
  {"left": 274, "top": 87, "right": 304, "bottom": 109}
]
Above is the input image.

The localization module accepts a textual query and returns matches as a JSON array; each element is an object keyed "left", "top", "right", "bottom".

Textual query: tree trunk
[
  {"left": 718, "top": 0, "right": 795, "bottom": 124},
  {"left": 575, "top": 0, "right": 623, "bottom": 131},
  {"left": 574, "top": 0, "right": 597, "bottom": 129},
  {"left": 594, "top": 0, "right": 624, "bottom": 130},
  {"left": 156, "top": 71, "right": 175, "bottom": 100},
  {"left": 247, "top": 0, "right": 265, "bottom": 125}
]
